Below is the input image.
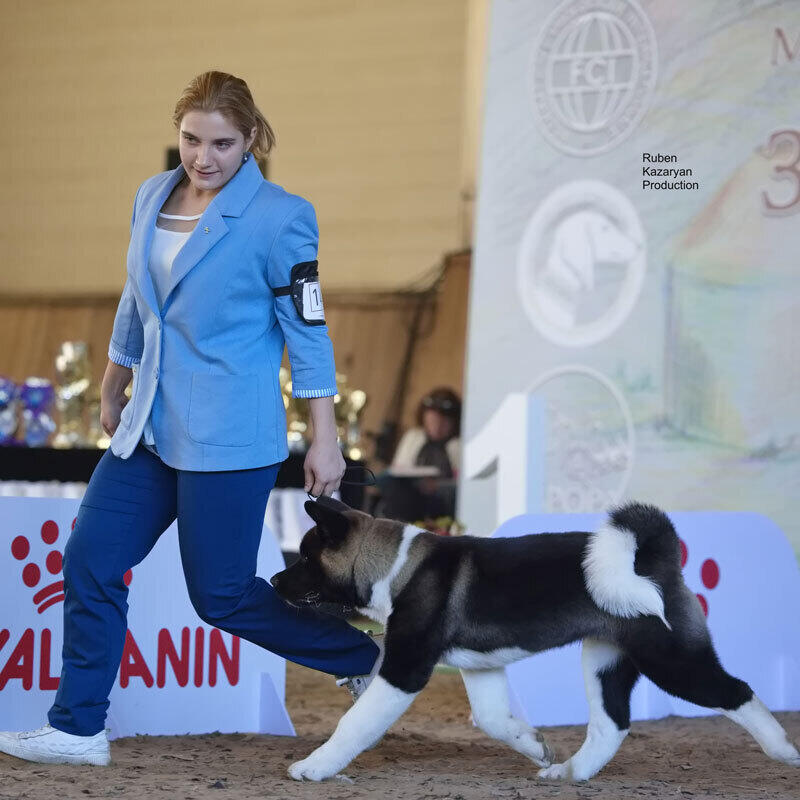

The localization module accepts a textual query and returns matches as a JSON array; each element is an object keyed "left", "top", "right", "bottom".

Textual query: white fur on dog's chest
[{"left": 357, "top": 525, "right": 421, "bottom": 624}]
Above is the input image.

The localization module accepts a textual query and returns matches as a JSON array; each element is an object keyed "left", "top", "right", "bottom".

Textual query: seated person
[
  {"left": 392, "top": 387, "right": 461, "bottom": 477},
  {"left": 376, "top": 388, "right": 461, "bottom": 522}
]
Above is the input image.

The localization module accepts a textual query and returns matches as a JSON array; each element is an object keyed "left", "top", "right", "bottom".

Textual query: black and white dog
[{"left": 270, "top": 498, "right": 800, "bottom": 782}]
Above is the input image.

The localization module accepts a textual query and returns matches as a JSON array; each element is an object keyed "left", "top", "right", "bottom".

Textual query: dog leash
[{"left": 305, "top": 465, "right": 377, "bottom": 501}]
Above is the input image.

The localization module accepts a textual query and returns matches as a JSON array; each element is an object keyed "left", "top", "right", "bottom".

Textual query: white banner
[
  {"left": 495, "top": 511, "right": 800, "bottom": 726},
  {"left": 462, "top": 0, "right": 800, "bottom": 560},
  {"left": 0, "top": 497, "right": 294, "bottom": 739}
]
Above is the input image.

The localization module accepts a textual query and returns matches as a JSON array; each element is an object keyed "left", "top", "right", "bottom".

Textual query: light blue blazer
[{"left": 107, "top": 156, "right": 337, "bottom": 471}]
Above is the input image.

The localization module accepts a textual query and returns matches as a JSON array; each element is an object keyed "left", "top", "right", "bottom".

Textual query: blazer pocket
[{"left": 187, "top": 373, "right": 258, "bottom": 447}]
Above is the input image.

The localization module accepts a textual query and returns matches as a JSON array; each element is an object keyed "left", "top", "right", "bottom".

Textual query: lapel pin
[{"left": 203, "top": 226, "right": 210, "bottom": 234}]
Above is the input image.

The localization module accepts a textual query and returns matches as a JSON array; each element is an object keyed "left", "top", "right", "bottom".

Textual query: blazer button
[{"left": 153, "top": 368, "right": 159, "bottom": 379}]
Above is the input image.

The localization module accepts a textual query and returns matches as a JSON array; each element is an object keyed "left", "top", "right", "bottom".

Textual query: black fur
[
  {"left": 598, "top": 657, "right": 640, "bottom": 730},
  {"left": 274, "top": 502, "right": 756, "bottom": 724}
]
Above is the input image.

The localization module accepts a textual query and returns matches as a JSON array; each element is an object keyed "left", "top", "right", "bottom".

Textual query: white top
[
  {"left": 142, "top": 223, "right": 194, "bottom": 448},
  {"left": 391, "top": 427, "right": 461, "bottom": 474},
  {"left": 158, "top": 211, "right": 202, "bottom": 220}
]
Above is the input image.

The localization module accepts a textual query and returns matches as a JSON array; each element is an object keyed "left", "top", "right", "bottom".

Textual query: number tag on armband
[
  {"left": 273, "top": 260, "right": 326, "bottom": 326},
  {"left": 302, "top": 279, "right": 325, "bottom": 322}
]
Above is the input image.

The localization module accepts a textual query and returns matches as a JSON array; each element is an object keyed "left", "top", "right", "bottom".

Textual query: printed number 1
[{"left": 463, "top": 394, "right": 545, "bottom": 525}]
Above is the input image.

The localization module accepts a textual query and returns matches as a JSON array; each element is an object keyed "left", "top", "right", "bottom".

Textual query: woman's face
[
  {"left": 422, "top": 409, "right": 456, "bottom": 442},
  {"left": 179, "top": 110, "right": 256, "bottom": 195}
]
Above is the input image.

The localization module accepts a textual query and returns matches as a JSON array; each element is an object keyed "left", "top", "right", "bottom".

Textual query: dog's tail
[{"left": 582, "top": 502, "right": 681, "bottom": 630}]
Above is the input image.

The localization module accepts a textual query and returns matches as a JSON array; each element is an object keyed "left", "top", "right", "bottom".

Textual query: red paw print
[
  {"left": 680, "top": 538, "right": 719, "bottom": 617},
  {"left": 11, "top": 518, "right": 132, "bottom": 614}
]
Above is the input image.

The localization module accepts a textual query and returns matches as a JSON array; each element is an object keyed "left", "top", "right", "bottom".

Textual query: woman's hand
[
  {"left": 304, "top": 395, "right": 345, "bottom": 496},
  {"left": 100, "top": 394, "right": 129, "bottom": 437},
  {"left": 304, "top": 439, "right": 346, "bottom": 497},
  {"left": 100, "top": 360, "right": 133, "bottom": 437}
]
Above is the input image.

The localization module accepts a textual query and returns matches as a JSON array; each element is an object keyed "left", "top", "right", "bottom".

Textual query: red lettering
[
  {"left": 194, "top": 627, "right": 204, "bottom": 687},
  {"left": 39, "top": 629, "right": 60, "bottom": 690},
  {"left": 208, "top": 630, "right": 239, "bottom": 687},
  {"left": 773, "top": 28, "right": 800, "bottom": 65},
  {"left": 119, "top": 630, "right": 154, "bottom": 688},
  {"left": 157, "top": 627, "right": 190, "bottom": 687},
  {"left": 0, "top": 629, "right": 34, "bottom": 690}
]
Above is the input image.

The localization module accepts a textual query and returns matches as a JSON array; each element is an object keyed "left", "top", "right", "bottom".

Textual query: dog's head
[{"left": 270, "top": 496, "right": 403, "bottom": 611}]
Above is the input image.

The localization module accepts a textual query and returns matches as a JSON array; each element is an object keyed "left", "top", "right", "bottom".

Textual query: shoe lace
[
  {"left": 334, "top": 629, "right": 383, "bottom": 701},
  {"left": 19, "top": 724, "right": 54, "bottom": 739},
  {"left": 335, "top": 675, "right": 367, "bottom": 700}
]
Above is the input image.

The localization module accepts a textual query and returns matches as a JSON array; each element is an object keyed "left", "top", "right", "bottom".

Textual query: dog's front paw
[
  {"left": 534, "top": 740, "right": 555, "bottom": 768},
  {"left": 288, "top": 756, "right": 337, "bottom": 782},
  {"left": 781, "top": 745, "right": 800, "bottom": 767},
  {"left": 538, "top": 760, "right": 572, "bottom": 780}
]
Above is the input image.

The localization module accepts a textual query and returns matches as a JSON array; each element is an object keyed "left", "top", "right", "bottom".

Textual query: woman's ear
[{"left": 304, "top": 500, "right": 350, "bottom": 544}]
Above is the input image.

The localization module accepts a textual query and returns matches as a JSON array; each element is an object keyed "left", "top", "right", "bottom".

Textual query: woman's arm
[
  {"left": 304, "top": 395, "right": 346, "bottom": 497},
  {"left": 267, "top": 200, "right": 344, "bottom": 494},
  {"left": 100, "top": 360, "right": 133, "bottom": 437}
]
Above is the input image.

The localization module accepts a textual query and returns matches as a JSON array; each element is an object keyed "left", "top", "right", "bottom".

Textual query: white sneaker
[
  {"left": 336, "top": 632, "right": 385, "bottom": 702},
  {"left": 0, "top": 723, "right": 110, "bottom": 766}
]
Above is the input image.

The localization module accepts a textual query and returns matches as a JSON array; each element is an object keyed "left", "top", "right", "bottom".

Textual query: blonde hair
[{"left": 172, "top": 71, "right": 276, "bottom": 173}]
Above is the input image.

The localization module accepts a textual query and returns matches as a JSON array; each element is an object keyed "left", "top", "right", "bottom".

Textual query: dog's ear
[
  {"left": 305, "top": 499, "right": 350, "bottom": 545},
  {"left": 315, "top": 495, "right": 352, "bottom": 514}
]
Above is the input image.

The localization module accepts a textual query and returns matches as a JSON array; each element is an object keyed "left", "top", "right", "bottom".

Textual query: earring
[{"left": 242, "top": 151, "right": 250, "bottom": 164}]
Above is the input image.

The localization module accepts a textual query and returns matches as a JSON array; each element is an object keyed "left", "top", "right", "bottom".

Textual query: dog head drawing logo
[
  {"left": 518, "top": 181, "right": 647, "bottom": 347},
  {"left": 538, "top": 210, "right": 641, "bottom": 330}
]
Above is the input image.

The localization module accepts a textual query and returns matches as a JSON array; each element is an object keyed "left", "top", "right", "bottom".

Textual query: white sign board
[{"left": 0, "top": 497, "right": 294, "bottom": 739}]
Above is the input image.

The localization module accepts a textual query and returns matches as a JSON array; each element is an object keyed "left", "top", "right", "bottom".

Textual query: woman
[
  {"left": 378, "top": 388, "right": 461, "bottom": 521},
  {"left": 392, "top": 387, "right": 462, "bottom": 478},
  {"left": 0, "top": 71, "right": 380, "bottom": 766}
]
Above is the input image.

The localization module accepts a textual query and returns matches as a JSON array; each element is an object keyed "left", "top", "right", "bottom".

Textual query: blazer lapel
[
  {"left": 132, "top": 156, "right": 264, "bottom": 316},
  {"left": 163, "top": 204, "right": 228, "bottom": 306},
  {"left": 162, "top": 157, "right": 265, "bottom": 312},
  {"left": 132, "top": 165, "right": 185, "bottom": 316}
]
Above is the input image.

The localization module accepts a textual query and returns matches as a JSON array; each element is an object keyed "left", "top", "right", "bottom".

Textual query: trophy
[
  {"left": 0, "top": 376, "right": 19, "bottom": 445},
  {"left": 52, "top": 341, "right": 92, "bottom": 448},
  {"left": 19, "top": 378, "right": 57, "bottom": 447},
  {"left": 332, "top": 372, "right": 368, "bottom": 460},
  {"left": 86, "top": 382, "right": 110, "bottom": 449}
]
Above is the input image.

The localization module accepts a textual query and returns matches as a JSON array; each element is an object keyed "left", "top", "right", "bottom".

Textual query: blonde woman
[{"left": 0, "top": 71, "right": 379, "bottom": 766}]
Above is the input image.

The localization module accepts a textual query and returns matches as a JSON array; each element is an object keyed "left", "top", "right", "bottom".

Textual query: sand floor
[{"left": 2, "top": 658, "right": 799, "bottom": 800}]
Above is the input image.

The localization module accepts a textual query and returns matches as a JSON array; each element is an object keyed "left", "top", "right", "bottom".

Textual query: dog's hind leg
[
  {"left": 539, "top": 638, "right": 639, "bottom": 781},
  {"left": 724, "top": 696, "right": 800, "bottom": 766},
  {"left": 631, "top": 638, "right": 800, "bottom": 767},
  {"left": 460, "top": 668, "right": 553, "bottom": 767}
]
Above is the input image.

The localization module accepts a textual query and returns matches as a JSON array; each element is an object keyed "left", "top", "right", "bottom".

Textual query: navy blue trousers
[{"left": 48, "top": 442, "right": 379, "bottom": 736}]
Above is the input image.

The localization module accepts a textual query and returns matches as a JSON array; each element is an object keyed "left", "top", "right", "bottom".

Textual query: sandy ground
[{"left": 1, "top": 659, "right": 798, "bottom": 800}]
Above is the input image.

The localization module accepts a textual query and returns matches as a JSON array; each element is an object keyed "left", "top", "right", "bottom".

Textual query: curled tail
[{"left": 582, "top": 502, "right": 681, "bottom": 629}]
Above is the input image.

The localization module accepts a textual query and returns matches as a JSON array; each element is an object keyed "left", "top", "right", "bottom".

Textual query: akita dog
[{"left": 270, "top": 497, "right": 800, "bottom": 782}]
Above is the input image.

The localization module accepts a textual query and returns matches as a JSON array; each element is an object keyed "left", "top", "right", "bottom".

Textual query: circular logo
[
  {"left": 527, "top": 365, "right": 635, "bottom": 513},
  {"left": 517, "top": 180, "right": 646, "bottom": 347},
  {"left": 530, "top": 0, "right": 658, "bottom": 156}
]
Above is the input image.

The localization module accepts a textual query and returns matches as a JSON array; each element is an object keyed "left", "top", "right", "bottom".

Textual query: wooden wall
[
  {"left": 0, "top": 251, "right": 471, "bottom": 452},
  {"left": 1, "top": 1, "right": 485, "bottom": 294}
]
